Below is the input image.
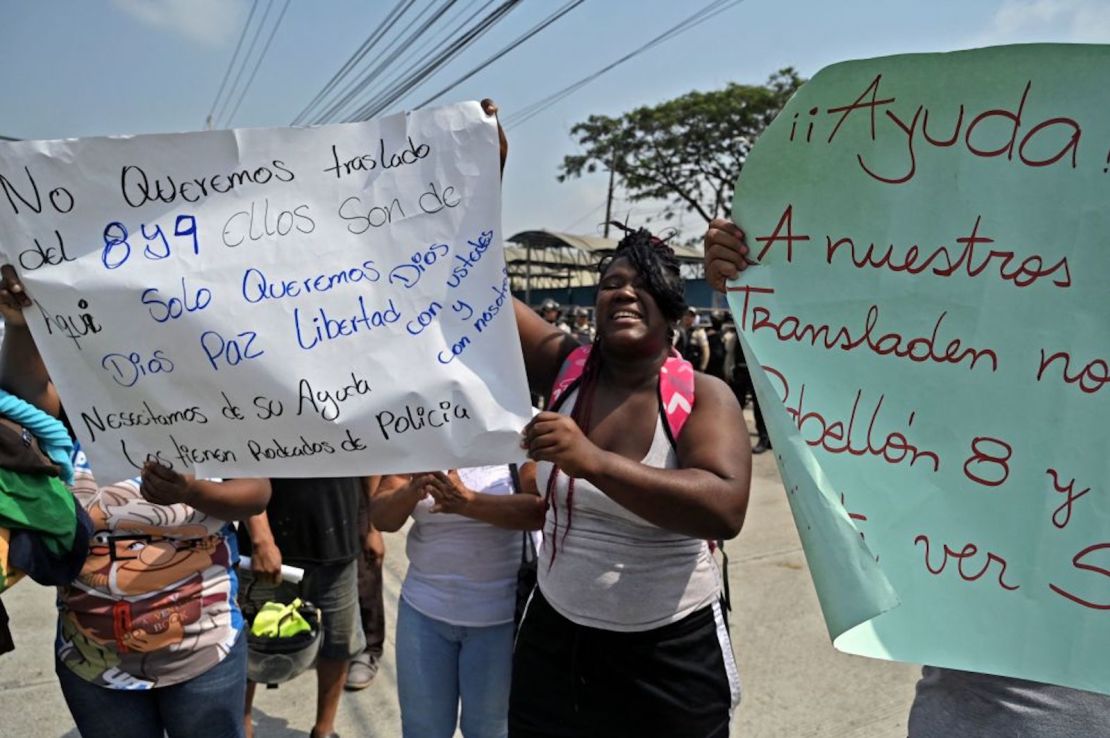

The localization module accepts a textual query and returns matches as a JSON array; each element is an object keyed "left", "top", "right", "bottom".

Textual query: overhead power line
[
  {"left": 292, "top": 0, "right": 416, "bottom": 125},
  {"left": 313, "top": 0, "right": 465, "bottom": 124},
  {"left": 333, "top": 0, "right": 495, "bottom": 119},
  {"left": 562, "top": 199, "right": 610, "bottom": 232},
  {"left": 503, "top": 0, "right": 746, "bottom": 129},
  {"left": 206, "top": 0, "right": 260, "bottom": 128},
  {"left": 214, "top": 0, "right": 275, "bottom": 127},
  {"left": 297, "top": 0, "right": 583, "bottom": 126},
  {"left": 409, "top": 0, "right": 586, "bottom": 110},
  {"left": 341, "top": 0, "right": 527, "bottom": 121},
  {"left": 223, "top": 0, "right": 293, "bottom": 127}
]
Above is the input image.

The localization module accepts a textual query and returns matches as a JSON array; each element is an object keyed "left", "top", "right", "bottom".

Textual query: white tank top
[{"left": 536, "top": 389, "right": 721, "bottom": 631}]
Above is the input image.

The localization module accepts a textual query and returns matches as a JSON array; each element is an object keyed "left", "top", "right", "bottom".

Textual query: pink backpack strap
[
  {"left": 547, "top": 345, "right": 592, "bottom": 412},
  {"left": 658, "top": 348, "right": 695, "bottom": 448},
  {"left": 548, "top": 345, "right": 695, "bottom": 447}
]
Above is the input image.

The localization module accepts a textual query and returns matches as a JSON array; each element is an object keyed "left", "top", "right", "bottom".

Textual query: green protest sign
[{"left": 729, "top": 44, "right": 1110, "bottom": 694}]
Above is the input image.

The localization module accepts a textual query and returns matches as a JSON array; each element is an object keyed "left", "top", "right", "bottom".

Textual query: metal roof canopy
[{"left": 506, "top": 229, "right": 704, "bottom": 300}]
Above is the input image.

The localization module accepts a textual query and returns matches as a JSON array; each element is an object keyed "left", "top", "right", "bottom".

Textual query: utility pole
[{"left": 602, "top": 148, "right": 618, "bottom": 238}]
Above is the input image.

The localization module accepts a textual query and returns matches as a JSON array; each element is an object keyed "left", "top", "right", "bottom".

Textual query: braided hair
[
  {"left": 597, "top": 224, "right": 687, "bottom": 323},
  {"left": 543, "top": 224, "right": 687, "bottom": 566}
]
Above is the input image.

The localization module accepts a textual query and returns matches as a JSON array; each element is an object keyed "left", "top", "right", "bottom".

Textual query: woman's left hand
[
  {"left": 522, "top": 412, "right": 604, "bottom": 478},
  {"left": 480, "top": 99, "right": 508, "bottom": 174},
  {"left": 140, "top": 461, "right": 195, "bottom": 506},
  {"left": 427, "top": 470, "right": 474, "bottom": 515},
  {"left": 703, "top": 218, "right": 753, "bottom": 292},
  {"left": 0, "top": 264, "right": 32, "bottom": 325}
]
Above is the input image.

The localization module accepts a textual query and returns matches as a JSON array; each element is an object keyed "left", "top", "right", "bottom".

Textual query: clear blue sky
[{"left": 2, "top": 0, "right": 1106, "bottom": 242}]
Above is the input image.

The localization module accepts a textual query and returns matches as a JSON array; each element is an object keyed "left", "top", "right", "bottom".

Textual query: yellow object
[
  {"left": 250, "top": 597, "right": 312, "bottom": 639},
  {"left": 0, "top": 528, "right": 25, "bottom": 593}
]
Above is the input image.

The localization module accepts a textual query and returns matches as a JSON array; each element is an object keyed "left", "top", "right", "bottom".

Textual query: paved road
[{"left": 0, "top": 414, "right": 919, "bottom": 737}]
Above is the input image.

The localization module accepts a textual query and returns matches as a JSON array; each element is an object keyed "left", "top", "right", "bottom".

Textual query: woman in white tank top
[{"left": 507, "top": 225, "right": 753, "bottom": 738}]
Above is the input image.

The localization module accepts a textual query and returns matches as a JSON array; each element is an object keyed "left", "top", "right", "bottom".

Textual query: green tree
[{"left": 559, "top": 69, "right": 803, "bottom": 225}]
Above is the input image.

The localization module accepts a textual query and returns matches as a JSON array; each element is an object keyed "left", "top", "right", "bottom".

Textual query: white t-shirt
[{"left": 401, "top": 466, "right": 522, "bottom": 627}]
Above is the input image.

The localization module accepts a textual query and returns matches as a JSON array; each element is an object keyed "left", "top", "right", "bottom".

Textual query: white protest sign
[{"left": 0, "top": 102, "right": 532, "bottom": 483}]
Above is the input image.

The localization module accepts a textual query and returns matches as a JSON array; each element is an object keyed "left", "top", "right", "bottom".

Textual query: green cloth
[
  {"left": 0, "top": 468, "right": 76, "bottom": 558},
  {"left": 250, "top": 597, "right": 312, "bottom": 639}
]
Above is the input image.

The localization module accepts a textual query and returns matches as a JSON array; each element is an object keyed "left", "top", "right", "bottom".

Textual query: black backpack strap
[
  {"left": 509, "top": 463, "right": 536, "bottom": 565},
  {"left": 547, "top": 375, "right": 583, "bottom": 414},
  {"left": 657, "top": 384, "right": 679, "bottom": 453}
]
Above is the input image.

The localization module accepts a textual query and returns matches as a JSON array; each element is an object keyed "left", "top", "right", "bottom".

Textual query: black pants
[
  {"left": 0, "top": 600, "right": 13, "bottom": 655},
  {"left": 510, "top": 590, "right": 739, "bottom": 738},
  {"left": 730, "top": 365, "right": 768, "bottom": 441}
]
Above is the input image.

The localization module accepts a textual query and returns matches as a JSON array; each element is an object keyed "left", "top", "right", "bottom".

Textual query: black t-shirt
[
  {"left": 0, "top": 600, "right": 13, "bottom": 656},
  {"left": 237, "top": 477, "right": 362, "bottom": 565}
]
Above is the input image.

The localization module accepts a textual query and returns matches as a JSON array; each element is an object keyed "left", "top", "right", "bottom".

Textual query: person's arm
[
  {"left": 723, "top": 332, "right": 737, "bottom": 380},
  {"left": 480, "top": 98, "right": 507, "bottom": 176},
  {"left": 425, "top": 465, "right": 545, "bottom": 530},
  {"left": 703, "top": 218, "right": 754, "bottom": 292},
  {"left": 361, "top": 476, "right": 385, "bottom": 565},
  {"left": 695, "top": 329, "right": 710, "bottom": 372},
  {"left": 0, "top": 265, "right": 61, "bottom": 416},
  {"left": 361, "top": 475, "right": 381, "bottom": 513},
  {"left": 140, "top": 461, "right": 270, "bottom": 520},
  {"left": 513, "top": 298, "right": 580, "bottom": 397},
  {"left": 522, "top": 374, "right": 751, "bottom": 540},
  {"left": 518, "top": 460, "right": 539, "bottom": 500},
  {"left": 482, "top": 98, "right": 578, "bottom": 397},
  {"left": 370, "top": 473, "right": 436, "bottom": 532},
  {"left": 241, "top": 510, "right": 283, "bottom": 584}
]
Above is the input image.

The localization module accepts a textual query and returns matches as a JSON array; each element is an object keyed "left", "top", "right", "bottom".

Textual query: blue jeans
[
  {"left": 57, "top": 630, "right": 247, "bottom": 738},
  {"left": 396, "top": 597, "right": 513, "bottom": 738}
]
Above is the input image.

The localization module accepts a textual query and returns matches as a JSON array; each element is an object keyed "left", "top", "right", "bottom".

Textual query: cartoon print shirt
[{"left": 55, "top": 447, "right": 242, "bottom": 689}]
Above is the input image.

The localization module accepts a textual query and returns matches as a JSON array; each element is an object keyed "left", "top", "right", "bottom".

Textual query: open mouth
[{"left": 610, "top": 309, "right": 642, "bottom": 323}]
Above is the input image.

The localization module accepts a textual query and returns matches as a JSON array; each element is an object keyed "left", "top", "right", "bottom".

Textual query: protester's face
[
  {"left": 682, "top": 313, "right": 694, "bottom": 327},
  {"left": 595, "top": 257, "right": 668, "bottom": 354},
  {"left": 543, "top": 308, "right": 558, "bottom": 322}
]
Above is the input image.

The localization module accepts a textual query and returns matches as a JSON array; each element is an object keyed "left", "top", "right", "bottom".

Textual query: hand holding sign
[
  {"left": 0, "top": 265, "right": 31, "bottom": 320},
  {"left": 703, "top": 218, "right": 753, "bottom": 291},
  {"left": 138, "top": 460, "right": 194, "bottom": 506}
]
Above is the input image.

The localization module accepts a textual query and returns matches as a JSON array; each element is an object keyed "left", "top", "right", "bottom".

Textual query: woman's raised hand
[
  {"left": 0, "top": 264, "right": 32, "bottom": 326},
  {"left": 480, "top": 98, "right": 508, "bottom": 175},
  {"left": 521, "top": 412, "right": 604, "bottom": 479},
  {"left": 703, "top": 218, "right": 753, "bottom": 292}
]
